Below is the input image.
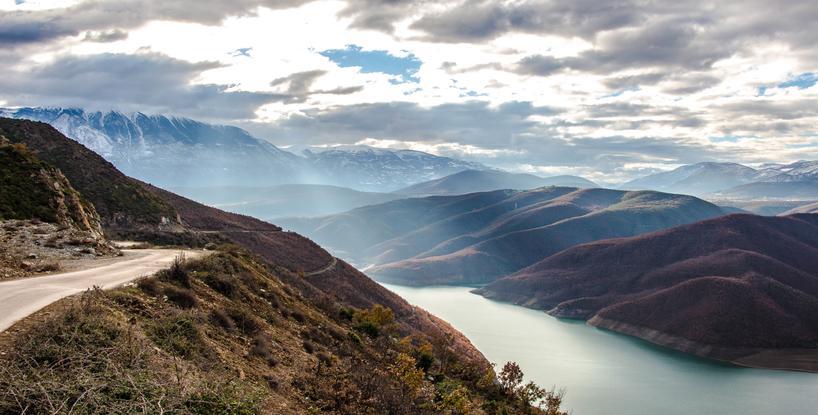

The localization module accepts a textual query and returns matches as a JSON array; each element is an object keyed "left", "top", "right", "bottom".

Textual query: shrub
[
  {"left": 165, "top": 286, "right": 198, "bottom": 309},
  {"left": 211, "top": 308, "right": 236, "bottom": 332},
  {"left": 227, "top": 307, "right": 262, "bottom": 336},
  {"left": 36, "top": 261, "right": 61, "bottom": 272},
  {"left": 146, "top": 314, "right": 209, "bottom": 360},
  {"left": 302, "top": 340, "right": 315, "bottom": 354},
  {"left": 136, "top": 276, "right": 162, "bottom": 296},
  {"left": 250, "top": 333, "right": 277, "bottom": 367},
  {"left": 203, "top": 273, "right": 239, "bottom": 298},
  {"left": 160, "top": 254, "right": 190, "bottom": 288}
]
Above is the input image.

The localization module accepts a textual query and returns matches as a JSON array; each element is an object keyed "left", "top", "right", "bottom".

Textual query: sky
[{"left": 0, "top": 0, "right": 817, "bottom": 183}]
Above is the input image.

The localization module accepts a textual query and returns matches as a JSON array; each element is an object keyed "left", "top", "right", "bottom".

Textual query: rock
[{"left": 26, "top": 253, "right": 37, "bottom": 259}]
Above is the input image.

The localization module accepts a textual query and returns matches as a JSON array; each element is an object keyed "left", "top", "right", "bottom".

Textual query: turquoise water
[{"left": 382, "top": 284, "right": 818, "bottom": 415}]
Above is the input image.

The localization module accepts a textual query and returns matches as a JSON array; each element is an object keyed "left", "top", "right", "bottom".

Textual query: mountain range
[
  {"left": 623, "top": 161, "right": 818, "bottom": 200},
  {"left": 476, "top": 214, "right": 818, "bottom": 370},
  {"left": 0, "top": 117, "right": 538, "bottom": 413},
  {"left": 0, "top": 107, "right": 487, "bottom": 192},
  {"left": 394, "top": 169, "right": 597, "bottom": 196},
  {"left": 281, "top": 187, "right": 724, "bottom": 285}
]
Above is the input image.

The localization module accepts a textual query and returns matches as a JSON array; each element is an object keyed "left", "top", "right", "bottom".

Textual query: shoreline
[{"left": 588, "top": 316, "right": 818, "bottom": 374}]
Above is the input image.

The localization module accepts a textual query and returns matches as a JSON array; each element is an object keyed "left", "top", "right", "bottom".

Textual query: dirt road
[{"left": 0, "top": 249, "right": 204, "bottom": 333}]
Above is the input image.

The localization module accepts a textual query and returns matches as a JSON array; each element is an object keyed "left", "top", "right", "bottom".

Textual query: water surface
[{"left": 383, "top": 284, "right": 818, "bottom": 415}]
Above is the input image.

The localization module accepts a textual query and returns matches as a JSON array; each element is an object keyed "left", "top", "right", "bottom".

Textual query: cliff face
[{"left": 0, "top": 139, "right": 103, "bottom": 239}]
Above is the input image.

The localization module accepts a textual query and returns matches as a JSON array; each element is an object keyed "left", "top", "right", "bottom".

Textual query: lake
[{"left": 382, "top": 284, "right": 818, "bottom": 415}]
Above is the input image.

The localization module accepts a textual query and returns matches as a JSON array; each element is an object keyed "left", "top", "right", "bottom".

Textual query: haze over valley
[{"left": 2, "top": 1, "right": 818, "bottom": 414}]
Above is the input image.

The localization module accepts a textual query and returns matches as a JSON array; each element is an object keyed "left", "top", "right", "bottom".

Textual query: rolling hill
[
  {"left": 476, "top": 214, "right": 818, "bottom": 370},
  {"left": 782, "top": 201, "right": 818, "bottom": 214},
  {"left": 172, "top": 184, "right": 403, "bottom": 220},
  {"left": 621, "top": 162, "right": 759, "bottom": 195},
  {"left": 282, "top": 187, "right": 724, "bottom": 285},
  {"left": 395, "top": 169, "right": 597, "bottom": 196},
  {"left": 711, "top": 179, "right": 818, "bottom": 200},
  {"left": 0, "top": 116, "right": 488, "bottom": 365}
]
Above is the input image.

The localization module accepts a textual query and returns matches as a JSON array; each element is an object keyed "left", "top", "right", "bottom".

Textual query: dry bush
[
  {"left": 0, "top": 290, "right": 260, "bottom": 414},
  {"left": 250, "top": 333, "right": 278, "bottom": 367},
  {"left": 165, "top": 286, "right": 198, "bottom": 309},
  {"left": 36, "top": 261, "right": 61, "bottom": 272}
]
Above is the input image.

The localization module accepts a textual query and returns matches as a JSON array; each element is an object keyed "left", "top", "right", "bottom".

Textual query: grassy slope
[{"left": 0, "top": 247, "right": 552, "bottom": 414}]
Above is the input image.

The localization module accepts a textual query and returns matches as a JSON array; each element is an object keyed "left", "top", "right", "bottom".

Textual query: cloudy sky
[{"left": 1, "top": 0, "right": 817, "bottom": 183}]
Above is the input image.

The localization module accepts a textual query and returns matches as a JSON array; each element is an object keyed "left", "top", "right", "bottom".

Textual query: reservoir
[{"left": 382, "top": 284, "right": 818, "bottom": 415}]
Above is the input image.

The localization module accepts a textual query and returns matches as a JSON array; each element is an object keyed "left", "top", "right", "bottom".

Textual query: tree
[{"left": 498, "top": 362, "right": 524, "bottom": 395}]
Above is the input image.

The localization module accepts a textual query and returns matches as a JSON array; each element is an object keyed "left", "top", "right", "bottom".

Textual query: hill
[
  {"left": 0, "top": 118, "right": 179, "bottom": 231},
  {"left": 711, "top": 180, "right": 818, "bottom": 200},
  {"left": 783, "top": 201, "right": 818, "bottom": 214},
  {"left": 303, "top": 146, "right": 487, "bottom": 192},
  {"left": 282, "top": 187, "right": 724, "bottom": 285},
  {"left": 173, "top": 184, "right": 403, "bottom": 220},
  {"left": 0, "top": 117, "right": 559, "bottom": 412},
  {"left": 395, "top": 169, "right": 597, "bottom": 196},
  {"left": 621, "top": 162, "right": 759, "bottom": 196},
  {"left": 0, "top": 139, "right": 102, "bottom": 237},
  {"left": 476, "top": 214, "right": 818, "bottom": 370}
]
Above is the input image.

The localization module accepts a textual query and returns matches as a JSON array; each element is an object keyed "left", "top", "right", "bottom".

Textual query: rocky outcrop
[{"left": 0, "top": 138, "right": 104, "bottom": 239}]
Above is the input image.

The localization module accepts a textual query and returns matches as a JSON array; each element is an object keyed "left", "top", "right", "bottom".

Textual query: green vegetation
[
  {"left": 0, "top": 142, "right": 63, "bottom": 222},
  {"left": 0, "top": 119, "right": 177, "bottom": 227}
]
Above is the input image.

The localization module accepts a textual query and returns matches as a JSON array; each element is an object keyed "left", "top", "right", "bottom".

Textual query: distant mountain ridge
[
  {"left": 281, "top": 187, "right": 724, "bottom": 285},
  {"left": 394, "top": 169, "right": 597, "bottom": 196},
  {"left": 0, "top": 107, "right": 488, "bottom": 192},
  {"left": 624, "top": 161, "right": 818, "bottom": 199}
]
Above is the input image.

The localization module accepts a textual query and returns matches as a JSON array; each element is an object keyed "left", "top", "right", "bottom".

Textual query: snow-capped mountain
[
  {"left": 623, "top": 160, "right": 818, "bottom": 200},
  {"left": 1, "top": 107, "right": 487, "bottom": 191},
  {"left": 0, "top": 107, "right": 310, "bottom": 188},
  {"left": 303, "top": 146, "right": 487, "bottom": 191},
  {"left": 621, "top": 162, "right": 760, "bottom": 195}
]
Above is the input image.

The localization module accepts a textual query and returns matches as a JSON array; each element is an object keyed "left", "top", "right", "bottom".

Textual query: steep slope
[
  {"left": 0, "top": 116, "right": 511, "bottom": 391},
  {"left": 173, "top": 184, "right": 403, "bottom": 219},
  {"left": 303, "top": 146, "right": 487, "bottom": 191},
  {"left": 0, "top": 140, "right": 102, "bottom": 237},
  {"left": 621, "top": 162, "right": 759, "bottom": 195},
  {"left": 477, "top": 214, "right": 818, "bottom": 370},
  {"left": 283, "top": 187, "right": 724, "bottom": 285},
  {"left": 0, "top": 246, "right": 557, "bottom": 414},
  {"left": 0, "top": 118, "right": 179, "bottom": 231},
  {"left": 395, "top": 169, "right": 597, "bottom": 196}
]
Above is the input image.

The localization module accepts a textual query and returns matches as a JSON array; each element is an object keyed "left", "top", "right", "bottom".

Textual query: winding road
[{"left": 0, "top": 249, "right": 204, "bottom": 333}]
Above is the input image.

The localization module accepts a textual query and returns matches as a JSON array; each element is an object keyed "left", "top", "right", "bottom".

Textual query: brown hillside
[{"left": 477, "top": 214, "right": 818, "bottom": 368}]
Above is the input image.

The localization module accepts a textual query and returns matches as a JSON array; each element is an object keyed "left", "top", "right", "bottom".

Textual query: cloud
[
  {"left": 270, "top": 69, "right": 363, "bottom": 103},
  {"left": 0, "top": 52, "right": 285, "bottom": 119},
  {"left": 411, "top": 0, "right": 643, "bottom": 42},
  {"left": 0, "top": 0, "right": 314, "bottom": 46},
  {"left": 250, "top": 100, "right": 560, "bottom": 147}
]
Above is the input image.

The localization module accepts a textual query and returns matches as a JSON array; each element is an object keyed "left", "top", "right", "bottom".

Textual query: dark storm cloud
[
  {"left": 0, "top": 0, "right": 313, "bottom": 46},
  {"left": 252, "top": 100, "right": 560, "bottom": 147},
  {"left": 0, "top": 53, "right": 286, "bottom": 119},
  {"left": 411, "top": 0, "right": 643, "bottom": 42}
]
